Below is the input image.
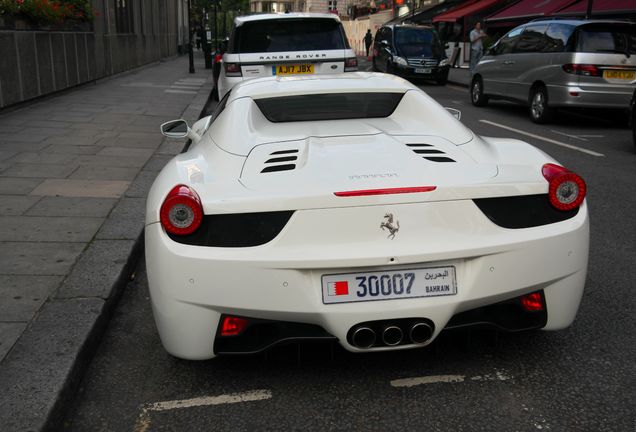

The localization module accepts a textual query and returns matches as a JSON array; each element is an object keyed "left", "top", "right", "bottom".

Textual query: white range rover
[{"left": 217, "top": 13, "right": 358, "bottom": 100}]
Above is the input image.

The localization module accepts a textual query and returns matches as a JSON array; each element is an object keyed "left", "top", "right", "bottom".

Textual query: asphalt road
[{"left": 65, "top": 83, "right": 636, "bottom": 432}]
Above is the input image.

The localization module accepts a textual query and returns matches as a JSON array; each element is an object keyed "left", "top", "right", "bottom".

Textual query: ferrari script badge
[{"left": 380, "top": 213, "right": 400, "bottom": 240}]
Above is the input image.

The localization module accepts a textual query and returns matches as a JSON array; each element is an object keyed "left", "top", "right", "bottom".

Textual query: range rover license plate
[
  {"left": 273, "top": 64, "right": 314, "bottom": 75},
  {"left": 322, "top": 266, "right": 457, "bottom": 304}
]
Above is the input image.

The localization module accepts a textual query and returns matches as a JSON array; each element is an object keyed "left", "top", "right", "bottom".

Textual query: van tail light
[
  {"left": 542, "top": 163, "right": 586, "bottom": 211},
  {"left": 344, "top": 57, "right": 358, "bottom": 72},
  {"left": 160, "top": 185, "right": 204, "bottom": 236},
  {"left": 562, "top": 64, "right": 601, "bottom": 77},
  {"left": 224, "top": 62, "right": 242, "bottom": 77}
]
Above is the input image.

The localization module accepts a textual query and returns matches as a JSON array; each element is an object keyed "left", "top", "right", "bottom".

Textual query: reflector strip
[{"left": 334, "top": 186, "right": 436, "bottom": 197}]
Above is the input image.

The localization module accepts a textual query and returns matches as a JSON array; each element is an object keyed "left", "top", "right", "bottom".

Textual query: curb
[{"left": 0, "top": 74, "right": 214, "bottom": 432}]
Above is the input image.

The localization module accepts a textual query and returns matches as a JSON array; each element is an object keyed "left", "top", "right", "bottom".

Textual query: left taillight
[
  {"left": 160, "top": 185, "right": 203, "bottom": 235},
  {"left": 344, "top": 57, "right": 358, "bottom": 72},
  {"left": 542, "top": 163, "right": 586, "bottom": 211}
]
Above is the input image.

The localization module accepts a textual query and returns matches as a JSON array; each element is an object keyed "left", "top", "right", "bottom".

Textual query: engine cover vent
[
  {"left": 261, "top": 149, "right": 299, "bottom": 173},
  {"left": 406, "top": 143, "right": 456, "bottom": 163}
]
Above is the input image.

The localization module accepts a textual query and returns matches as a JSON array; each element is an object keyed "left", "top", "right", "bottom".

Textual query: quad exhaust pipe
[{"left": 350, "top": 320, "right": 434, "bottom": 349}]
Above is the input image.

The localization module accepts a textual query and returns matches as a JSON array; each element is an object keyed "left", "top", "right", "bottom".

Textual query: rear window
[
  {"left": 254, "top": 92, "right": 405, "bottom": 123},
  {"left": 394, "top": 27, "right": 443, "bottom": 57},
  {"left": 233, "top": 18, "right": 346, "bottom": 53},
  {"left": 577, "top": 24, "right": 636, "bottom": 55}
]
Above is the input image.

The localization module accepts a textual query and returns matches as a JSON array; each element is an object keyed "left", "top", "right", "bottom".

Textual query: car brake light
[
  {"left": 334, "top": 186, "right": 436, "bottom": 197},
  {"left": 224, "top": 62, "right": 242, "bottom": 77},
  {"left": 520, "top": 292, "right": 544, "bottom": 312},
  {"left": 220, "top": 316, "right": 249, "bottom": 336},
  {"left": 542, "top": 163, "right": 586, "bottom": 211},
  {"left": 344, "top": 57, "right": 358, "bottom": 72},
  {"left": 159, "top": 185, "right": 204, "bottom": 235},
  {"left": 562, "top": 64, "right": 601, "bottom": 77},
  {"left": 214, "top": 54, "right": 223, "bottom": 63}
]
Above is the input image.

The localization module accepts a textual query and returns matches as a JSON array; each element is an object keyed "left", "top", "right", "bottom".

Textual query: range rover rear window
[
  {"left": 235, "top": 18, "right": 346, "bottom": 53},
  {"left": 254, "top": 92, "right": 404, "bottom": 123}
]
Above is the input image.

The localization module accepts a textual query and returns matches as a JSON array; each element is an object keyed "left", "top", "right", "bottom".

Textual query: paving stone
[
  {"left": 0, "top": 275, "right": 62, "bottom": 321},
  {"left": 91, "top": 113, "right": 135, "bottom": 125},
  {"left": 70, "top": 122, "right": 115, "bottom": 131},
  {"left": 0, "top": 297, "right": 105, "bottom": 432},
  {"left": 96, "top": 147, "right": 155, "bottom": 159},
  {"left": 57, "top": 239, "right": 136, "bottom": 299},
  {"left": 45, "top": 135, "right": 101, "bottom": 146},
  {"left": 0, "top": 141, "right": 50, "bottom": 153},
  {"left": 0, "top": 323, "right": 27, "bottom": 361},
  {"left": 0, "top": 195, "right": 41, "bottom": 215},
  {"left": 70, "top": 165, "right": 138, "bottom": 181},
  {"left": 28, "top": 120, "right": 73, "bottom": 129},
  {"left": 0, "top": 134, "right": 47, "bottom": 143},
  {"left": 74, "top": 154, "right": 151, "bottom": 168},
  {"left": 0, "top": 216, "right": 103, "bottom": 242},
  {"left": 0, "top": 151, "right": 17, "bottom": 162},
  {"left": 0, "top": 242, "right": 84, "bottom": 275},
  {"left": 26, "top": 196, "right": 117, "bottom": 217},
  {"left": 29, "top": 179, "right": 129, "bottom": 198},
  {"left": 0, "top": 163, "right": 77, "bottom": 179},
  {"left": 125, "top": 170, "right": 158, "bottom": 198},
  {"left": 0, "top": 178, "right": 43, "bottom": 195},
  {"left": 96, "top": 197, "right": 145, "bottom": 240},
  {"left": 97, "top": 136, "right": 162, "bottom": 149},
  {"left": 44, "top": 144, "right": 103, "bottom": 155},
  {"left": 9, "top": 152, "right": 78, "bottom": 165},
  {"left": 143, "top": 154, "right": 173, "bottom": 172},
  {"left": 157, "top": 139, "right": 186, "bottom": 155}
]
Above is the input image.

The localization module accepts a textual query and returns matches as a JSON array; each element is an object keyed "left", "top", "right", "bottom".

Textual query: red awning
[
  {"left": 433, "top": 0, "right": 503, "bottom": 23},
  {"left": 556, "top": 0, "right": 636, "bottom": 15},
  {"left": 487, "top": 0, "right": 579, "bottom": 22}
]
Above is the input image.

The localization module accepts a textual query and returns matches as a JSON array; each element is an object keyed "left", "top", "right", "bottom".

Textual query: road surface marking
[
  {"left": 578, "top": 134, "right": 604, "bottom": 138},
  {"left": 446, "top": 85, "right": 466, "bottom": 92},
  {"left": 551, "top": 130, "right": 588, "bottom": 141},
  {"left": 391, "top": 370, "right": 511, "bottom": 388},
  {"left": 479, "top": 120, "right": 604, "bottom": 157},
  {"left": 134, "top": 389, "right": 272, "bottom": 432},
  {"left": 164, "top": 89, "right": 198, "bottom": 94}
]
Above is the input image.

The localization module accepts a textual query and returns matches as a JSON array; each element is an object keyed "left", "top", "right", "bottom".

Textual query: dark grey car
[{"left": 471, "top": 19, "right": 636, "bottom": 123}]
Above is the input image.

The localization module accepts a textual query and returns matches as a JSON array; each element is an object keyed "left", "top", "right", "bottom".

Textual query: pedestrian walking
[
  {"left": 469, "top": 22, "right": 487, "bottom": 74},
  {"left": 364, "top": 29, "right": 373, "bottom": 58}
]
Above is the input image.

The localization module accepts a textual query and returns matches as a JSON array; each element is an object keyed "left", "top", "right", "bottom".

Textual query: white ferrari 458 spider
[{"left": 146, "top": 72, "right": 588, "bottom": 360}]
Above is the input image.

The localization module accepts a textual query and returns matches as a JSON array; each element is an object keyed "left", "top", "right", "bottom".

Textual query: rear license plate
[
  {"left": 322, "top": 266, "right": 457, "bottom": 304},
  {"left": 603, "top": 70, "right": 635, "bottom": 80},
  {"left": 273, "top": 64, "right": 314, "bottom": 75},
  {"left": 415, "top": 68, "right": 432, "bottom": 74}
]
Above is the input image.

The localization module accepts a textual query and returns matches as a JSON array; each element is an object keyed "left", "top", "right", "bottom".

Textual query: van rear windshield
[
  {"left": 577, "top": 24, "right": 636, "bottom": 55},
  {"left": 234, "top": 18, "right": 346, "bottom": 53},
  {"left": 254, "top": 92, "right": 404, "bottom": 123}
]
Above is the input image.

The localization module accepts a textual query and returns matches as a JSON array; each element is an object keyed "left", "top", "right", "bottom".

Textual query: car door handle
[{"left": 503, "top": 60, "right": 515, "bottom": 65}]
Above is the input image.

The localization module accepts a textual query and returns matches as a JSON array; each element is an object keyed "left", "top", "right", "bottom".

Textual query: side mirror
[
  {"left": 380, "top": 40, "right": 389, "bottom": 47},
  {"left": 160, "top": 119, "right": 202, "bottom": 142},
  {"left": 445, "top": 107, "right": 461, "bottom": 121}
]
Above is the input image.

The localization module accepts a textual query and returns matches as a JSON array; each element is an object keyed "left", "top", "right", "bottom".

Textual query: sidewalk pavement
[
  {"left": 0, "top": 53, "right": 213, "bottom": 432},
  {"left": 356, "top": 55, "right": 471, "bottom": 88}
]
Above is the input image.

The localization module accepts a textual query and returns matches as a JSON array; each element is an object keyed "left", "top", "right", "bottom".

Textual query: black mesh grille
[
  {"left": 167, "top": 211, "right": 294, "bottom": 247},
  {"left": 473, "top": 194, "right": 579, "bottom": 229}
]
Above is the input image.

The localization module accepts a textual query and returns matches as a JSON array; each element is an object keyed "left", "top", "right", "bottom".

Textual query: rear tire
[
  {"left": 471, "top": 76, "right": 489, "bottom": 107},
  {"left": 530, "top": 86, "right": 555, "bottom": 124}
]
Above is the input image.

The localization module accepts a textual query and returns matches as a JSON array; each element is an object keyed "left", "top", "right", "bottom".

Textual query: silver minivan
[{"left": 471, "top": 19, "right": 636, "bottom": 123}]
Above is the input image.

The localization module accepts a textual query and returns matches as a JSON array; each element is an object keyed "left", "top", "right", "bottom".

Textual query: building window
[
  {"left": 116, "top": 0, "right": 134, "bottom": 34},
  {"left": 328, "top": 0, "right": 337, "bottom": 11}
]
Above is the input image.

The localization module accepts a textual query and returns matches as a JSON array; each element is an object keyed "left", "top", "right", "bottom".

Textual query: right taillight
[
  {"left": 224, "top": 62, "right": 242, "bottom": 77},
  {"left": 542, "top": 163, "right": 586, "bottom": 211},
  {"left": 344, "top": 57, "right": 358, "bottom": 72},
  {"left": 562, "top": 63, "right": 601, "bottom": 77},
  {"left": 160, "top": 185, "right": 204, "bottom": 236}
]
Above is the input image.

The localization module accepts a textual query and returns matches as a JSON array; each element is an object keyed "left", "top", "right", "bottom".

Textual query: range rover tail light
[
  {"left": 542, "top": 163, "right": 586, "bottom": 211},
  {"left": 224, "top": 62, "right": 242, "bottom": 77},
  {"left": 562, "top": 64, "right": 601, "bottom": 77},
  {"left": 344, "top": 57, "right": 358, "bottom": 72},
  {"left": 160, "top": 185, "right": 203, "bottom": 235}
]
